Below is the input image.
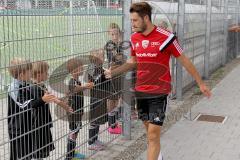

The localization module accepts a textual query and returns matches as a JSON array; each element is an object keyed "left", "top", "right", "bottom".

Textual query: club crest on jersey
[{"left": 142, "top": 40, "right": 149, "bottom": 49}]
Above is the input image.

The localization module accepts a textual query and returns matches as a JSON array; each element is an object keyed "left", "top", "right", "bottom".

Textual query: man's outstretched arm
[
  {"left": 105, "top": 56, "right": 137, "bottom": 78},
  {"left": 177, "top": 54, "right": 212, "bottom": 98}
]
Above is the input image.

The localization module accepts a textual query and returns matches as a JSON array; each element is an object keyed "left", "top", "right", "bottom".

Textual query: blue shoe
[{"left": 74, "top": 151, "right": 85, "bottom": 159}]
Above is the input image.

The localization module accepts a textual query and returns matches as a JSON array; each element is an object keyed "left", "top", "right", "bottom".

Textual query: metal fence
[
  {"left": 0, "top": 0, "right": 240, "bottom": 159},
  {"left": 0, "top": 0, "right": 125, "bottom": 159},
  {"left": 146, "top": 0, "right": 240, "bottom": 100},
  {"left": 226, "top": 0, "right": 240, "bottom": 62}
]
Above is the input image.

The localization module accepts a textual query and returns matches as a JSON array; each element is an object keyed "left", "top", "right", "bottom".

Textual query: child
[
  {"left": 65, "top": 58, "right": 93, "bottom": 160},
  {"left": 88, "top": 49, "right": 108, "bottom": 151},
  {"left": 31, "top": 61, "right": 73, "bottom": 159},
  {"left": 105, "top": 23, "right": 126, "bottom": 134},
  {"left": 7, "top": 58, "right": 57, "bottom": 160}
]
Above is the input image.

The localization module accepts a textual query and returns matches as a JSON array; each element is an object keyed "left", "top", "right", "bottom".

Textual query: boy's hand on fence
[
  {"left": 42, "top": 93, "right": 57, "bottom": 103},
  {"left": 84, "top": 82, "right": 94, "bottom": 89},
  {"left": 66, "top": 106, "right": 74, "bottom": 113},
  {"left": 104, "top": 69, "right": 112, "bottom": 79},
  {"left": 54, "top": 98, "right": 74, "bottom": 113}
]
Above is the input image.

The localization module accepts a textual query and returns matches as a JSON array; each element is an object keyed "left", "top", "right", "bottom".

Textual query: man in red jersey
[{"left": 105, "top": 2, "right": 212, "bottom": 160}]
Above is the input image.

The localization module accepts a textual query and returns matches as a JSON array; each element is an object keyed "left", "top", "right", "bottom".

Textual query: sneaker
[
  {"left": 74, "top": 151, "right": 85, "bottom": 159},
  {"left": 88, "top": 142, "right": 105, "bottom": 151},
  {"left": 108, "top": 123, "right": 122, "bottom": 134},
  {"left": 158, "top": 156, "right": 163, "bottom": 160},
  {"left": 95, "top": 140, "right": 106, "bottom": 147},
  {"left": 158, "top": 151, "right": 163, "bottom": 160}
]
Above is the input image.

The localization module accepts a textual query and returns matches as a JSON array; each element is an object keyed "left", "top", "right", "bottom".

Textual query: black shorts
[
  {"left": 89, "top": 98, "right": 108, "bottom": 125},
  {"left": 107, "top": 76, "right": 123, "bottom": 100},
  {"left": 136, "top": 94, "right": 168, "bottom": 126}
]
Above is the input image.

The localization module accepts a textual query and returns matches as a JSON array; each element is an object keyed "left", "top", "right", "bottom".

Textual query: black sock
[
  {"left": 108, "top": 112, "right": 117, "bottom": 129},
  {"left": 116, "top": 108, "right": 122, "bottom": 120},
  {"left": 88, "top": 124, "right": 100, "bottom": 145},
  {"left": 66, "top": 138, "right": 76, "bottom": 160}
]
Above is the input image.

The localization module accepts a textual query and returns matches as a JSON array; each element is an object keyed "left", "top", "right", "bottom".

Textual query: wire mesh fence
[
  {"left": 0, "top": 0, "right": 240, "bottom": 159},
  {"left": 0, "top": 0, "right": 125, "bottom": 159},
  {"left": 226, "top": 0, "right": 240, "bottom": 61},
  {"left": 146, "top": 0, "right": 239, "bottom": 99}
]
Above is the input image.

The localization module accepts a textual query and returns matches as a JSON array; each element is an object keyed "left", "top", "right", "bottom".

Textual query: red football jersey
[{"left": 131, "top": 26, "right": 183, "bottom": 95}]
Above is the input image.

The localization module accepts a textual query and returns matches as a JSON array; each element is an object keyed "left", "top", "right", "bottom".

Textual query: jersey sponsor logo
[
  {"left": 142, "top": 40, "right": 149, "bottom": 49},
  {"left": 151, "top": 42, "right": 160, "bottom": 47},
  {"left": 136, "top": 53, "right": 158, "bottom": 57}
]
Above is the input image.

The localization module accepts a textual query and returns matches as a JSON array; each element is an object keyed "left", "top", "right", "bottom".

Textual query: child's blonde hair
[
  {"left": 8, "top": 58, "right": 32, "bottom": 79},
  {"left": 108, "top": 23, "right": 122, "bottom": 37},
  {"left": 66, "top": 58, "right": 83, "bottom": 73},
  {"left": 108, "top": 23, "right": 121, "bottom": 33},
  {"left": 32, "top": 61, "right": 49, "bottom": 79}
]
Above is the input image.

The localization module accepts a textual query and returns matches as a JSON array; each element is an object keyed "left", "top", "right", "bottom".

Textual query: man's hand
[
  {"left": 73, "top": 82, "right": 94, "bottom": 92},
  {"left": 104, "top": 56, "right": 136, "bottom": 79},
  {"left": 104, "top": 69, "right": 112, "bottom": 79},
  {"left": 199, "top": 83, "right": 212, "bottom": 98}
]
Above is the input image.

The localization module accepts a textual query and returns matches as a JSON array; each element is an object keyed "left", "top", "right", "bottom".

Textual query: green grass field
[{"left": 0, "top": 15, "right": 122, "bottom": 91}]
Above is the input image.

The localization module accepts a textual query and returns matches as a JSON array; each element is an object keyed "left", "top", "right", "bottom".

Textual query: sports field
[{"left": 0, "top": 14, "right": 122, "bottom": 91}]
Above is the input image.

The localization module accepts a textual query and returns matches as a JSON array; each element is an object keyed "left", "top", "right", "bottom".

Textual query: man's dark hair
[{"left": 130, "top": 2, "right": 152, "bottom": 21}]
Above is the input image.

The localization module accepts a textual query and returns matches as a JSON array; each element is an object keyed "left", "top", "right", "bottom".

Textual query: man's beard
[{"left": 137, "top": 23, "right": 147, "bottom": 33}]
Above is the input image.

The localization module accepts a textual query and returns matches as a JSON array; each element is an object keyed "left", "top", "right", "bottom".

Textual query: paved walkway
[{"left": 137, "top": 63, "right": 240, "bottom": 160}]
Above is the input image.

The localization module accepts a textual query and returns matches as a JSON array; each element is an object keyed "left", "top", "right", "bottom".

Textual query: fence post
[
  {"left": 3, "top": 0, "right": 7, "bottom": 8},
  {"left": 122, "top": 0, "right": 132, "bottom": 140},
  {"left": 52, "top": 0, "right": 55, "bottom": 8},
  {"left": 69, "top": 0, "right": 73, "bottom": 55},
  {"left": 236, "top": 0, "right": 240, "bottom": 57},
  {"left": 87, "top": 0, "right": 90, "bottom": 15},
  {"left": 35, "top": 0, "right": 38, "bottom": 8},
  {"left": 223, "top": 0, "right": 228, "bottom": 64},
  {"left": 106, "top": 0, "right": 110, "bottom": 8},
  {"left": 176, "top": 0, "right": 185, "bottom": 100},
  {"left": 204, "top": 0, "right": 211, "bottom": 79}
]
